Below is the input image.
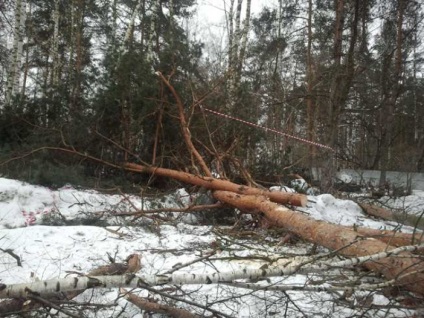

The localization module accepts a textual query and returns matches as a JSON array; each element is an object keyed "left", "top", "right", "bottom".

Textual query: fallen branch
[
  {"left": 0, "top": 248, "right": 22, "bottom": 267},
  {"left": 120, "top": 288, "right": 199, "bottom": 318}
]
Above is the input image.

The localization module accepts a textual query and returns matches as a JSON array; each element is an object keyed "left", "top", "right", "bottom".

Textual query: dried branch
[
  {"left": 156, "top": 71, "right": 212, "bottom": 177},
  {"left": 0, "top": 248, "right": 22, "bottom": 267},
  {"left": 120, "top": 288, "right": 200, "bottom": 318}
]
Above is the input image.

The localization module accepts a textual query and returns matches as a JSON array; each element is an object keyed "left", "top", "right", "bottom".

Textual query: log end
[{"left": 298, "top": 194, "right": 308, "bottom": 207}]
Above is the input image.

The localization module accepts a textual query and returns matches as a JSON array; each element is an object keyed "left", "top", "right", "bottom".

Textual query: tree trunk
[
  {"left": 379, "top": 0, "right": 405, "bottom": 186},
  {"left": 6, "top": 0, "right": 26, "bottom": 106},
  {"left": 226, "top": 0, "right": 251, "bottom": 112},
  {"left": 2, "top": 242, "right": 422, "bottom": 300},
  {"left": 306, "top": 0, "right": 315, "bottom": 168},
  {"left": 213, "top": 191, "right": 424, "bottom": 296},
  {"left": 322, "top": 0, "right": 360, "bottom": 191},
  {"left": 123, "top": 162, "right": 307, "bottom": 207}
]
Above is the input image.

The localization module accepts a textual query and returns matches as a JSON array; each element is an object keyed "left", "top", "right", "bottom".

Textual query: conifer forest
[
  {"left": 0, "top": 0, "right": 423, "bottom": 188},
  {"left": 1, "top": 1, "right": 424, "bottom": 317}
]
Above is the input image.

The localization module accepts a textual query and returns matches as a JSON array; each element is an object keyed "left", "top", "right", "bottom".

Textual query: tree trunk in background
[
  {"left": 6, "top": 0, "right": 26, "bottom": 106},
  {"left": 146, "top": 0, "right": 159, "bottom": 64},
  {"left": 20, "top": 1, "right": 31, "bottom": 98},
  {"left": 321, "top": 0, "right": 359, "bottom": 191},
  {"left": 236, "top": 0, "right": 251, "bottom": 84},
  {"left": 379, "top": 0, "right": 405, "bottom": 187},
  {"left": 226, "top": 0, "right": 251, "bottom": 112},
  {"left": 306, "top": 0, "right": 315, "bottom": 169},
  {"left": 70, "top": 0, "right": 85, "bottom": 113},
  {"left": 51, "top": 0, "right": 60, "bottom": 88}
]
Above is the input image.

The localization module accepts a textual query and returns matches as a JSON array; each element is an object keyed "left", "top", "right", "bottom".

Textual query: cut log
[
  {"left": 358, "top": 203, "right": 395, "bottom": 221},
  {"left": 123, "top": 162, "right": 307, "bottom": 207},
  {"left": 213, "top": 190, "right": 424, "bottom": 297}
]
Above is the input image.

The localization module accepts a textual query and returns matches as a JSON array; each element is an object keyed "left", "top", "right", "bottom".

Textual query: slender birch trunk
[
  {"left": 306, "top": 0, "right": 316, "bottom": 167},
  {"left": 1, "top": 241, "right": 423, "bottom": 299},
  {"left": 51, "top": 0, "right": 60, "bottom": 88},
  {"left": 6, "top": 0, "right": 26, "bottom": 106},
  {"left": 226, "top": 0, "right": 251, "bottom": 112}
]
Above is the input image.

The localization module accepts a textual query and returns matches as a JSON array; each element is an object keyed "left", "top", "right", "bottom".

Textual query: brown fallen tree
[
  {"left": 212, "top": 191, "right": 424, "bottom": 296},
  {"left": 121, "top": 163, "right": 423, "bottom": 248},
  {"left": 358, "top": 202, "right": 395, "bottom": 221},
  {"left": 2, "top": 71, "right": 424, "bottom": 316},
  {"left": 126, "top": 156, "right": 424, "bottom": 296},
  {"left": 123, "top": 162, "right": 307, "bottom": 207},
  {"left": 126, "top": 72, "right": 424, "bottom": 298}
]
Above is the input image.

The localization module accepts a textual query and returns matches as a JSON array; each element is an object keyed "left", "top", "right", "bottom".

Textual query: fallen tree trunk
[
  {"left": 123, "top": 162, "right": 307, "bottom": 207},
  {"left": 126, "top": 158, "right": 422, "bottom": 249},
  {"left": 213, "top": 191, "right": 424, "bottom": 297},
  {"left": 123, "top": 162, "right": 424, "bottom": 295},
  {"left": 358, "top": 202, "right": 395, "bottom": 221},
  {"left": 0, "top": 254, "right": 141, "bottom": 314},
  {"left": 2, "top": 243, "right": 421, "bottom": 299},
  {"left": 356, "top": 227, "right": 423, "bottom": 247}
]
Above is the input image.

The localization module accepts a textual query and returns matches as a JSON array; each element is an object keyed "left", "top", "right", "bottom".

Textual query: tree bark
[
  {"left": 6, "top": 0, "right": 26, "bottom": 106},
  {"left": 121, "top": 288, "right": 199, "bottom": 318},
  {"left": 357, "top": 202, "right": 395, "bottom": 221},
  {"left": 0, "top": 254, "right": 141, "bottom": 313},
  {"left": 213, "top": 191, "right": 424, "bottom": 296},
  {"left": 123, "top": 162, "right": 307, "bottom": 207},
  {"left": 1, "top": 242, "right": 423, "bottom": 300}
]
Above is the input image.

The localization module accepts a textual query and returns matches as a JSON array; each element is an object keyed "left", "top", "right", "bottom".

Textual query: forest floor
[{"left": 1, "top": 177, "right": 423, "bottom": 317}]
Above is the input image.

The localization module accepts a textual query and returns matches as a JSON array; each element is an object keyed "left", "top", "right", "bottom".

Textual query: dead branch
[
  {"left": 120, "top": 288, "right": 200, "bottom": 318},
  {"left": 0, "top": 248, "right": 22, "bottom": 267},
  {"left": 156, "top": 71, "right": 212, "bottom": 177}
]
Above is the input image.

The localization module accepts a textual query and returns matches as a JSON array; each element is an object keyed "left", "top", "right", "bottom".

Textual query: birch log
[{"left": 1, "top": 244, "right": 422, "bottom": 299}]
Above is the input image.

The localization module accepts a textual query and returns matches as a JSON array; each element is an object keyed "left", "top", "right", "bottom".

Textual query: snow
[
  {"left": 377, "top": 190, "right": 424, "bottom": 216},
  {"left": 305, "top": 194, "right": 405, "bottom": 230},
  {"left": 1, "top": 177, "right": 422, "bottom": 317}
]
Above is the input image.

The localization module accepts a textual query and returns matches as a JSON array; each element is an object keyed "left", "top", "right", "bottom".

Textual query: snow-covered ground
[{"left": 1, "top": 177, "right": 423, "bottom": 317}]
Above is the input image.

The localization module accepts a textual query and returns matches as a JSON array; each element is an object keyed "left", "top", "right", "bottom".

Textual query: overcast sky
[
  {"left": 196, "top": 0, "right": 274, "bottom": 24},
  {"left": 191, "top": 0, "right": 277, "bottom": 57}
]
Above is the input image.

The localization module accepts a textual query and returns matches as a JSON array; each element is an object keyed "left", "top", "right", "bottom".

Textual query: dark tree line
[{"left": 0, "top": 0, "right": 423, "bottom": 189}]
